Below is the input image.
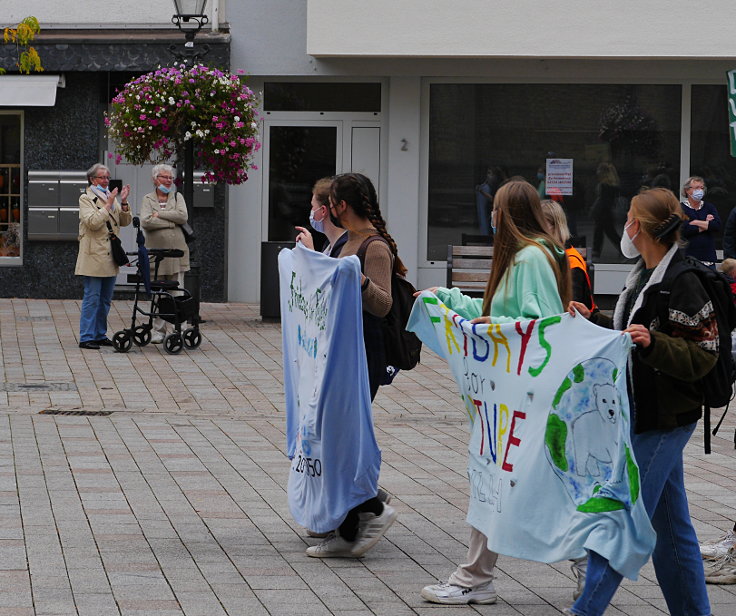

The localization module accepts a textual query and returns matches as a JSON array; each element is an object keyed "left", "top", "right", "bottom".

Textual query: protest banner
[
  {"left": 407, "top": 294, "right": 656, "bottom": 579},
  {"left": 279, "top": 244, "right": 381, "bottom": 533}
]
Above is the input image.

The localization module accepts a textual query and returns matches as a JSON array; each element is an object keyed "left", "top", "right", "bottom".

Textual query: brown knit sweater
[{"left": 339, "top": 229, "right": 393, "bottom": 317}]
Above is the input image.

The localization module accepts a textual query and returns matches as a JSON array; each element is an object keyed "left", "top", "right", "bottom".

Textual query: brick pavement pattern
[{"left": 0, "top": 298, "right": 734, "bottom": 615}]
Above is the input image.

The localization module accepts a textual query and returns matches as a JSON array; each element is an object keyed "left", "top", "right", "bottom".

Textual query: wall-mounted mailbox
[
  {"left": 193, "top": 173, "right": 214, "bottom": 208},
  {"left": 28, "top": 171, "right": 59, "bottom": 207},
  {"left": 28, "top": 170, "right": 87, "bottom": 240}
]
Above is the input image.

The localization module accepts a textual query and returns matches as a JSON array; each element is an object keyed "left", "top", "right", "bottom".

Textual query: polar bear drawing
[{"left": 571, "top": 382, "right": 620, "bottom": 477}]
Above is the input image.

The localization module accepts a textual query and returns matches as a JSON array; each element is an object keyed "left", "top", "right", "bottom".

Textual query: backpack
[
  {"left": 656, "top": 255, "right": 736, "bottom": 452},
  {"left": 356, "top": 236, "right": 422, "bottom": 371}
]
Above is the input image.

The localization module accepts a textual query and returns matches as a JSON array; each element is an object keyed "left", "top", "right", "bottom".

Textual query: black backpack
[
  {"left": 656, "top": 255, "right": 736, "bottom": 451},
  {"left": 357, "top": 236, "right": 422, "bottom": 371}
]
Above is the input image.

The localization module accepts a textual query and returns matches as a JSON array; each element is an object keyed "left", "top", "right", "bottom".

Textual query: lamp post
[
  {"left": 170, "top": 0, "right": 210, "bottom": 63},
  {"left": 170, "top": 0, "right": 209, "bottom": 321}
]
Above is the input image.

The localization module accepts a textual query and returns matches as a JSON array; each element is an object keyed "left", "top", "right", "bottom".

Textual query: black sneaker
[
  {"left": 95, "top": 338, "right": 113, "bottom": 347},
  {"left": 79, "top": 341, "right": 100, "bottom": 350}
]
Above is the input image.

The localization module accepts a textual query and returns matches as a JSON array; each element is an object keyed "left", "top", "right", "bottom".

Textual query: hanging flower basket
[{"left": 105, "top": 64, "right": 261, "bottom": 184}]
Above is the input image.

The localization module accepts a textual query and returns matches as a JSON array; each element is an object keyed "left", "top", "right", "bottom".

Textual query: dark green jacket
[{"left": 592, "top": 246, "right": 718, "bottom": 432}]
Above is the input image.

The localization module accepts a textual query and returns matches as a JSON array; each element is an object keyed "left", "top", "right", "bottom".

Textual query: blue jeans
[
  {"left": 571, "top": 422, "right": 710, "bottom": 616},
  {"left": 80, "top": 276, "right": 116, "bottom": 343}
]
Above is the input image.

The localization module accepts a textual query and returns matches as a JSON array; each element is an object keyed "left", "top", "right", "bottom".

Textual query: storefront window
[
  {"left": 690, "top": 84, "right": 736, "bottom": 250},
  {"left": 427, "top": 84, "right": 682, "bottom": 262},
  {"left": 0, "top": 113, "right": 22, "bottom": 260}
]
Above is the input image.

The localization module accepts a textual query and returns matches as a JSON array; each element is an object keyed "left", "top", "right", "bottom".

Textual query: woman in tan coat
[
  {"left": 140, "top": 164, "right": 190, "bottom": 343},
  {"left": 75, "top": 163, "right": 132, "bottom": 349}
]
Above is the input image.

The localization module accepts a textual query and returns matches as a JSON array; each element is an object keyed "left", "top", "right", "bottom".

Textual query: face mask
[
  {"left": 620, "top": 220, "right": 640, "bottom": 259},
  {"left": 309, "top": 209, "right": 325, "bottom": 233},
  {"left": 491, "top": 225, "right": 497, "bottom": 235},
  {"left": 537, "top": 172, "right": 545, "bottom": 181},
  {"left": 691, "top": 188, "right": 705, "bottom": 201},
  {"left": 158, "top": 183, "right": 173, "bottom": 194}
]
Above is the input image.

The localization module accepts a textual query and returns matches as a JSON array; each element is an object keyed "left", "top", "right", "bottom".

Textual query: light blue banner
[
  {"left": 407, "top": 293, "right": 656, "bottom": 580},
  {"left": 279, "top": 244, "right": 381, "bottom": 533}
]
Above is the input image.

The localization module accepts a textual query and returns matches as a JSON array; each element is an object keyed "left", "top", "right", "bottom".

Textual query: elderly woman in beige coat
[
  {"left": 140, "top": 163, "right": 190, "bottom": 343},
  {"left": 75, "top": 163, "right": 132, "bottom": 349}
]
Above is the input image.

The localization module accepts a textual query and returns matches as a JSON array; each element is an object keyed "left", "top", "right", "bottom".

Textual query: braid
[{"left": 354, "top": 174, "right": 407, "bottom": 277}]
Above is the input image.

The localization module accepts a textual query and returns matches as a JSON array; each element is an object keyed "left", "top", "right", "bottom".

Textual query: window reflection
[{"left": 427, "top": 84, "right": 682, "bottom": 262}]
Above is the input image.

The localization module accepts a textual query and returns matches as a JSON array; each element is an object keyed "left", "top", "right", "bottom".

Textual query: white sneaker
[
  {"left": 420, "top": 580, "right": 497, "bottom": 605},
  {"left": 700, "top": 530, "right": 736, "bottom": 560},
  {"left": 704, "top": 546, "right": 736, "bottom": 584},
  {"left": 151, "top": 332, "right": 165, "bottom": 344},
  {"left": 350, "top": 504, "right": 398, "bottom": 557},
  {"left": 571, "top": 556, "right": 587, "bottom": 600},
  {"left": 306, "top": 532, "right": 355, "bottom": 558}
]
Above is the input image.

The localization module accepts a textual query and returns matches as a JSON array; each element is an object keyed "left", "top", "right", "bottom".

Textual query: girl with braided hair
[
  {"left": 566, "top": 187, "right": 716, "bottom": 616},
  {"left": 305, "top": 172, "right": 399, "bottom": 559}
]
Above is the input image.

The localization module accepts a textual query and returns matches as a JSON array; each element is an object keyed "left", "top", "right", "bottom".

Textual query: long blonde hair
[{"left": 482, "top": 181, "right": 571, "bottom": 315}]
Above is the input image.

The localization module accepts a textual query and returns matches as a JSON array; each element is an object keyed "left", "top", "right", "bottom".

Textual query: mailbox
[
  {"left": 193, "top": 173, "right": 214, "bottom": 207},
  {"left": 28, "top": 170, "right": 85, "bottom": 240},
  {"left": 28, "top": 208, "right": 58, "bottom": 238},
  {"left": 28, "top": 171, "right": 59, "bottom": 207},
  {"left": 59, "top": 171, "right": 87, "bottom": 206}
]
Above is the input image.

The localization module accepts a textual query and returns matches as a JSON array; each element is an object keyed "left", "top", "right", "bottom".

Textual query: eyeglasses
[
  {"left": 95, "top": 175, "right": 111, "bottom": 180},
  {"left": 157, "top": 175, "right": 174, "bottom": 181}
]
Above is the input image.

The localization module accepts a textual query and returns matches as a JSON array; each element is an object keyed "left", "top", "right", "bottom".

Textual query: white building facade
[{"left": 228, "top": 0, "right": 736, "bottom": 304}]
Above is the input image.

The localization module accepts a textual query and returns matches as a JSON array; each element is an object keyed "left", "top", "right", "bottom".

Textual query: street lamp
[
  {"left": 170, "top": 0, "right": 209, "bottom": 62},
  {"left": 170, "top": 0, "right": 209, "bottom": 319}
]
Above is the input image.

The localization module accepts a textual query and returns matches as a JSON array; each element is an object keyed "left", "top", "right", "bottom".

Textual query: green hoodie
[{"left": 436, "top": 242, "right": 564, "bottom": 321}]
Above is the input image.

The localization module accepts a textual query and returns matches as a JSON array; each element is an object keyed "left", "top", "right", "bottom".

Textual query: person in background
[
  {"left": 721, "top": 205, "right": 736, "bottom": 260},
  {"left": 295, "top": 177, "right": 347, "bottom": 257},
  {"left": 75, "top": 163, "right": 132, "bottom": 350},
  {"left": 476, "top": 166, "right": 507, "bottom": 236},
  {"left": 419, "top": 180, "right": 571, "bottom": 605},
  {"left": 680, "top": 175, "right": 721, "bottom": 269},
  {"left": 566, "top": 187, "right": 715, "bottom": 616},
  {"left": 140, "top": 164, "right": 190, "bottom": 344},
  {"left": 542, "top": 199, "right": 596, "bottom": 312},
  {"left": 591, "top": 162, "right": 622, "bottom": 259}
]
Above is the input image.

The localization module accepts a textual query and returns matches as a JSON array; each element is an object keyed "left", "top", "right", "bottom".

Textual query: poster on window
[
  {"left": 545, "top": 158, "right": 574, "bottom": 196},
  {"left": 407, "top": 294, "right": 656, "bottom": 580}
]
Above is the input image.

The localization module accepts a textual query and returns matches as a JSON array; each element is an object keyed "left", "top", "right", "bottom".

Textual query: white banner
[{"left": 407, "top": 294, "right": 655, "bottom": 579}]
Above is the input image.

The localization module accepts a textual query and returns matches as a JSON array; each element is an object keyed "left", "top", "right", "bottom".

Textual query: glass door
[{"left": 262, "top": 121, "right": 342, "bottom": 242}]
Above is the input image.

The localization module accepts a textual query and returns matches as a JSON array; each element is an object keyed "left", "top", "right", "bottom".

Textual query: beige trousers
[{"left": 448, "top": 527, "right": 498, "bottom": 588}]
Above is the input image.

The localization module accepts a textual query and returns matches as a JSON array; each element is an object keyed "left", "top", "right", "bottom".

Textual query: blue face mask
[
  {"left": 309, "top": 209, "right": 325, "bottom": 233},
  {"left": 158, "top": 183, "right": 173, "bottom": 194}
]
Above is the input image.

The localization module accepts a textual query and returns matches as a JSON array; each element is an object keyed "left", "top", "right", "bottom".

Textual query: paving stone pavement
[{"left": 0, "top": 298, "right": 734, "bottom": 615}]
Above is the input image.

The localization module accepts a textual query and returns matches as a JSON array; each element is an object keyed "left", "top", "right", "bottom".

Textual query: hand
[
  {"left": 706, "top": 214, "right": 714, "bottom": 221},
  {"left": 120, "top": 184, "right": 131, "bottom": 202},
  {"left": 568, "top": 301, "right": 591, "bottom": 319},
  {"left": 152, "top": 211, "right": 159, "bottom": 218},
  {"left": 413, "top": 286, "right": 439, "bottom": 298},
  {"left": 106, "top": 187, "right": 118, "bottom": 211},
  {"left": 623, "top": 324, "right": 651, "bottom": 348},
  {"left": 470, "top": 316, "right": 491, "bottom": 324},
  {"left": 295, "top": 226, "right": 314, "bottom": 250}
]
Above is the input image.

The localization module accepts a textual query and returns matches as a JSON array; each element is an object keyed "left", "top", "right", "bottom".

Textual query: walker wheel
[
  {"left": 163, "top": 332, "right": 183, "bottom": 355},
  {"left": 133, "top": 325, "right": 152, "bottom": 346},
  {"left": 183, "top": 327, "right": 202, "bottom": 349},
  {"left": 113, "top": 331, "right": 132, "bottom": 353}
]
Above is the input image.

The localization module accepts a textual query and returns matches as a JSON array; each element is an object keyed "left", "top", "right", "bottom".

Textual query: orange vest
[{"left": 565, "top": 247, "right": 597, "bottom": 310}]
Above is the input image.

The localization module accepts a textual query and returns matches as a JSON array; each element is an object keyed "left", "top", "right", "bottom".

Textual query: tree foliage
[{"left": 1, "top": 16, "right": 43, "bottom": 75}]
